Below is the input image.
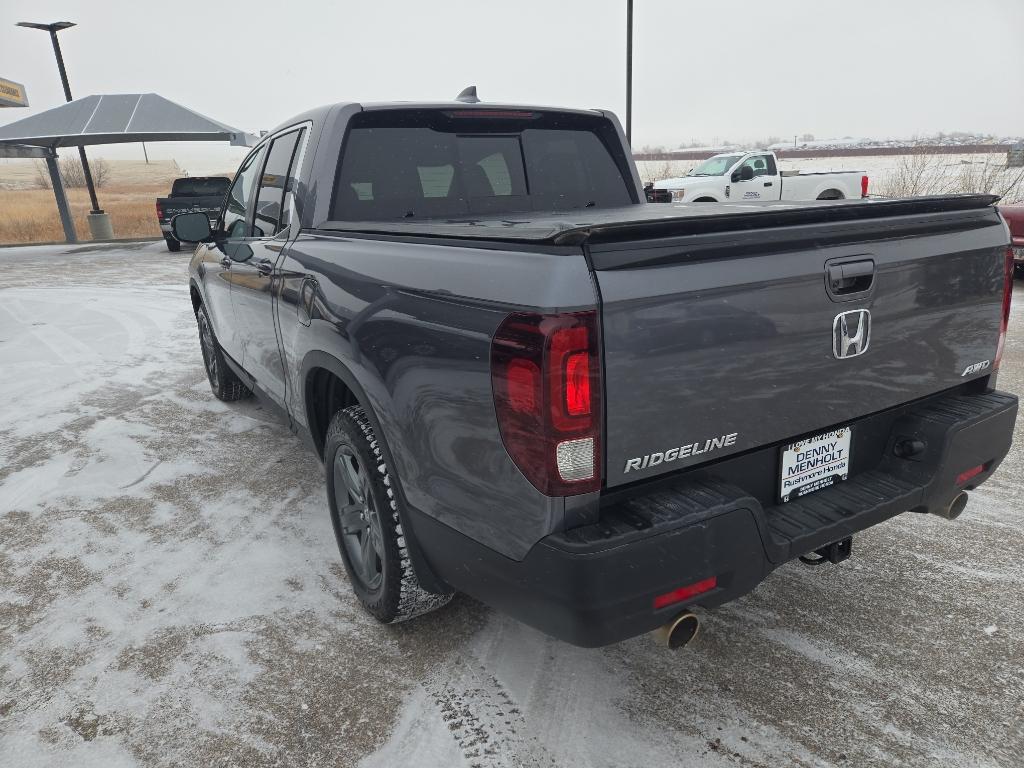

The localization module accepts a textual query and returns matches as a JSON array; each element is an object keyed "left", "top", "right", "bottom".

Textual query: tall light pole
[
  {"left": 626, "top": 0, "right": 633, "bottom": 147},
  {"left": 17, "top": 21, "right": 103, "bottom": 216}
]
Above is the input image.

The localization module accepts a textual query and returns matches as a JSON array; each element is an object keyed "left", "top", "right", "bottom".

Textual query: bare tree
[
  {"left": 57, "top": 156, "right": 110, "bottom": 189},
  {"left": 33, "top": 156, "right": 111, "bottom": 189},
  {"left": 33, "top": 160, "right": 52, "bottom": 190},
  {"left": 955, "top": 157, "right": 1024, "bottom": 203},
  {"left": 878, "top": 149, "right": 952, "bottom": 198}
]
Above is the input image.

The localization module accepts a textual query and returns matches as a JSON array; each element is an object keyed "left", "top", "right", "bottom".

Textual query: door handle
[
  {"left": 827, "top": 259, "right": 875, "bottom": 295},
  {"left": 255, "top": 259, "right": 274, "bottom": 276},
  {"left": 764, "top": 182, "right": 773, "bottom": 187},
  {"left": 220, "top": 256, "right": 232, "bottom": 269}
]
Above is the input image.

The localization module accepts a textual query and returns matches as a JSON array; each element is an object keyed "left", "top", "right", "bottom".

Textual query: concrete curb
[{"left": 0, "top": 236, "right": 163, "bottom": 250}]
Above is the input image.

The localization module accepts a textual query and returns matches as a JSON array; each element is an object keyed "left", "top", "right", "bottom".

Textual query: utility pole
[
  {"left": 17, "top": 21, "right": 103, "bottom": 215},
  {"left": 626, "top": 0, "right": 633, "bottom": 147}
]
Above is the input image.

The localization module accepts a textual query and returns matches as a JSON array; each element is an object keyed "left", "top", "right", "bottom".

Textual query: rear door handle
[
  {"left": 255, "top": 259, "right": 274, "bottom": 276},
  {"left": 764, "top": 182, "right": 773, "bottom": 187}
]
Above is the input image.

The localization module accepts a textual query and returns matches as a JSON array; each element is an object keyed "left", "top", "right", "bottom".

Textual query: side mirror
[
  {"left": 739, "top": 166, "right": 755, "bottom": 181},
  {"left": 171, "top": 211, "right": 213, "bottom": 243}
]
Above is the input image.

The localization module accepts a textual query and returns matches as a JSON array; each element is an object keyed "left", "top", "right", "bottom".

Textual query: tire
[
  {"left": 325, "top": 405, "right": 453, "bottom": 623},
  {"left": 165, "top": 237, "right": 181, "bottom": 252},
  {"left": 195, "top": 303, "right": 250, "bottom": 402}
]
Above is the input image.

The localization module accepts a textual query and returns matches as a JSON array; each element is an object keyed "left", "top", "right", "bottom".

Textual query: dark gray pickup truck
[
  {"left": 157, "top": 176, "right": 230, "bottom": 251},
  {"left": 174, "top": 97, "right": 1017, "bottom": 648}
]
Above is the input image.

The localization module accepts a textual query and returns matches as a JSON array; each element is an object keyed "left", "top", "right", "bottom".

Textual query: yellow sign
[{"left": 0, "top": 78, "right": 29, "bottom": 108}]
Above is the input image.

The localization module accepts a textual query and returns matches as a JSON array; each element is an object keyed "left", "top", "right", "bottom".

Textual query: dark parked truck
[
  {"left": 156, "top": 176, "right": 230, "bottom": 251},
  {"left": 174, "top": 97, "right": 1017, "bottom": 648}
]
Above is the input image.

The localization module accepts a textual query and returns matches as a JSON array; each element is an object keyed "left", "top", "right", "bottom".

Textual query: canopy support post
[{"left": 45, "top": 150, "right": 77, "bottom": 243}]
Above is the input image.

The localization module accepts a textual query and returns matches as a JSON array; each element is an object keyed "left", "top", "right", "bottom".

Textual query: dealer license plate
[{"left": 779, "top": 427, "right": 851, "bottom": 503}]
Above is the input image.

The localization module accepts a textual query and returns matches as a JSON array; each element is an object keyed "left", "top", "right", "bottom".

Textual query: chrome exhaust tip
[
  {"left": 653, "top": 611, "right": 700, "bottom": 650},
  {"left": 933, "top": 491, "right": 969, "bottom": 521}
]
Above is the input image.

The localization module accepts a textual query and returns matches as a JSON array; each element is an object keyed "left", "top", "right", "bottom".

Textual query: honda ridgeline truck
[{"left": 174, "top": 94, "right": 1017, "bottom": 648}]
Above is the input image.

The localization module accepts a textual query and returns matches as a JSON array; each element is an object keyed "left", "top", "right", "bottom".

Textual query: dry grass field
[
  {"left": 0, "top": 184, "right": 166, "bottom": 244},
  {"left": 0, "top": 159, "right": 234, "bottom": 245}
]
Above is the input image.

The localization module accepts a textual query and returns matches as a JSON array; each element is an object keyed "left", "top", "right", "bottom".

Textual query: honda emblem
[{"left": 833, "top": 309, "right": 871, "bottom": 359}]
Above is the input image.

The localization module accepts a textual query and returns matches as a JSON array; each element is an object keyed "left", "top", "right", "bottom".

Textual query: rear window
[
  {"left": 331, "top": 110, "right": 634, "bottom": 221},
  {"left": 171, "top": 177, "right": 231, "bottom": 198}
]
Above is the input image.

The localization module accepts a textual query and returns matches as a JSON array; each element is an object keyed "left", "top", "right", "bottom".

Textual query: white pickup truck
[{"left": 651, "top": 151, "right": 868, "bottom": 203}]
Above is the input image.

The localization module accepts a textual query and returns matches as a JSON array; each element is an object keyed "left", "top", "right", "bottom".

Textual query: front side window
[
  {"left": 739, "top": 154, "right": 777, "bottom": 177},
  {"left": 221, "top": 144, "right": 267, "bottom": 239},
  {"left": 253, "top": 129, "right": 304, "bottom": 238}
]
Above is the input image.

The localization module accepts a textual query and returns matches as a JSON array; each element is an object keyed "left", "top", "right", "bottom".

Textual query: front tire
[
  {"left": 195, "top": 303, "right": 250, "bottom": 402},
  {"left": 165, "top": 236, "right": 181, "bottom": 252},
  {"left": 325, "top": 405, "right": 453, "bottom": 623}
]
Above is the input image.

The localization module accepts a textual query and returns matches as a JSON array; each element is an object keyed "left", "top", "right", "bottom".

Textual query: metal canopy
[{"left": 0, "top": 93, "right": 256, "bottom": 148}]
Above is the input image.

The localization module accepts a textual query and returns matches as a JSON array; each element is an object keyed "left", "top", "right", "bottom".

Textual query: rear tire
[
  {"left": 165, "top": 237, "right": 181, "bottom": 252},
  {"left": 195, "top": 303, "right": 250, "bottom": 402},
  {"left": 325, "top": 405, "right": 453, "bottom": 623}
]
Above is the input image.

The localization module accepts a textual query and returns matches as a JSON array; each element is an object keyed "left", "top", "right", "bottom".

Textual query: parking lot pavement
[{"left": 0, "top": 241, "right": 1022, "bottom": 768}]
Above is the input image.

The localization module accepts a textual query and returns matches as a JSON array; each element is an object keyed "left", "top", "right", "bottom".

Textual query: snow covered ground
[{"left": 1, "top": 242, "right": 1022, "bottom": 767}]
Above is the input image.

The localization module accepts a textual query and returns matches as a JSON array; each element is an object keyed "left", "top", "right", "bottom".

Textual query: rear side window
[
  {"left": 222, "top": 145, "right": 266, "bottom": 239},
  {"left": 253, "top": 129, "right": 304, "bottom": 237},
  {"left": 331, "top": 110, "right": 634, "bottom": 221}
]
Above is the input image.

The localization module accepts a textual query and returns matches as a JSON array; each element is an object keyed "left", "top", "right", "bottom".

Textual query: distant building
[{"left": 1009, "top": 143, "right": 1024, "bottom": 168}]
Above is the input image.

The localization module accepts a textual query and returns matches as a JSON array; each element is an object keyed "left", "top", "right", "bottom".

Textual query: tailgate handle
[{"left": 828, "top": 260, "right": 874, "bottom": 295}]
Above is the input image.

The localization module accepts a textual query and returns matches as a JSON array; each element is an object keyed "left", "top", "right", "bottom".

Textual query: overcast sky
[{"left": 1, "top": 0, "right": 1022, "bottom": 169}]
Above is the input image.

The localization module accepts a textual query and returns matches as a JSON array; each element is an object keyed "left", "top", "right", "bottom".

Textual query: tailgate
[
  {"left": 158, "top": 196, "right": 223, "bottom": 223},
  {"left": 592, "top": 201, "right": 1009, "bottom": 487}
]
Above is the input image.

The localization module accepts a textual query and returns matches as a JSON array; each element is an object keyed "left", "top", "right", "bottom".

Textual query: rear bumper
[
  {"left": 411, "top": 389, "right": 1017, "bottom": 647},
  {"left": 1012, "top": 239, "right": 1023, "bottom": 263}
]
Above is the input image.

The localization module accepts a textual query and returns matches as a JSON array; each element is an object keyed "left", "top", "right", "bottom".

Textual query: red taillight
[
  {"left": 492, "top": 311, "right": 601, "bottom": 496},
  {"left": 653, "top": 576, "right": 718, "bottom": 610},
  {"left": 956, "top": 464, "right": 986, "bottom": 486},
  {"left": 861, "top": 175, "right": 869, "bottom": 198},
  {"left": 565, "top": 352, "right": 590, "bottom": 416},
  {"left": 995, "top": 247, "right": 1013, "bottom": 369},
  {"left": 156, "top": 201, "right": 164, "bottom": 219}
]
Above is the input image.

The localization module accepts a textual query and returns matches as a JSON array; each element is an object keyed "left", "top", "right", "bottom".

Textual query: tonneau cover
[{"left": 316, "top": 194, "right": 998, "bottom": 246}]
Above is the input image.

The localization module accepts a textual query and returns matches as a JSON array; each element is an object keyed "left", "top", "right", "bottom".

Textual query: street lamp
[
  {"left": 17, "top": 21, "right": 104, "bottom": 218},
  {"left": 626, "top": 0, "right": 633, "bottom": 147}
]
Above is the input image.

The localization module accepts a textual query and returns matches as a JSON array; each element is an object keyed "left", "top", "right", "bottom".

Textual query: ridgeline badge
[{"left": 624, "top": 432, "right": 739, "bottom": 473}]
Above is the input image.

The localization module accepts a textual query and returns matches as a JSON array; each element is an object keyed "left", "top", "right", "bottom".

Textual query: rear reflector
[
  {"left": 653, "top": 576, "right": 718, "bottom": 610},
  {"left": 956, "top": 464, "right": 986, "bottom": 486}
]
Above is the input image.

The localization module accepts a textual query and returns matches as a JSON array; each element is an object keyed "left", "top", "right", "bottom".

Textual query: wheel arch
[
  {"left": 693, "top": 196, "right": 719, "bottom": 202},
  {"left": 299, "top": 349, "right": 450, "bottom": 594},
  {"left": 189, "top": 279, "right": 203, "bottom": 315},
  {"left": 816, "top": 188, "right": 845, "bottom": 200}
]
